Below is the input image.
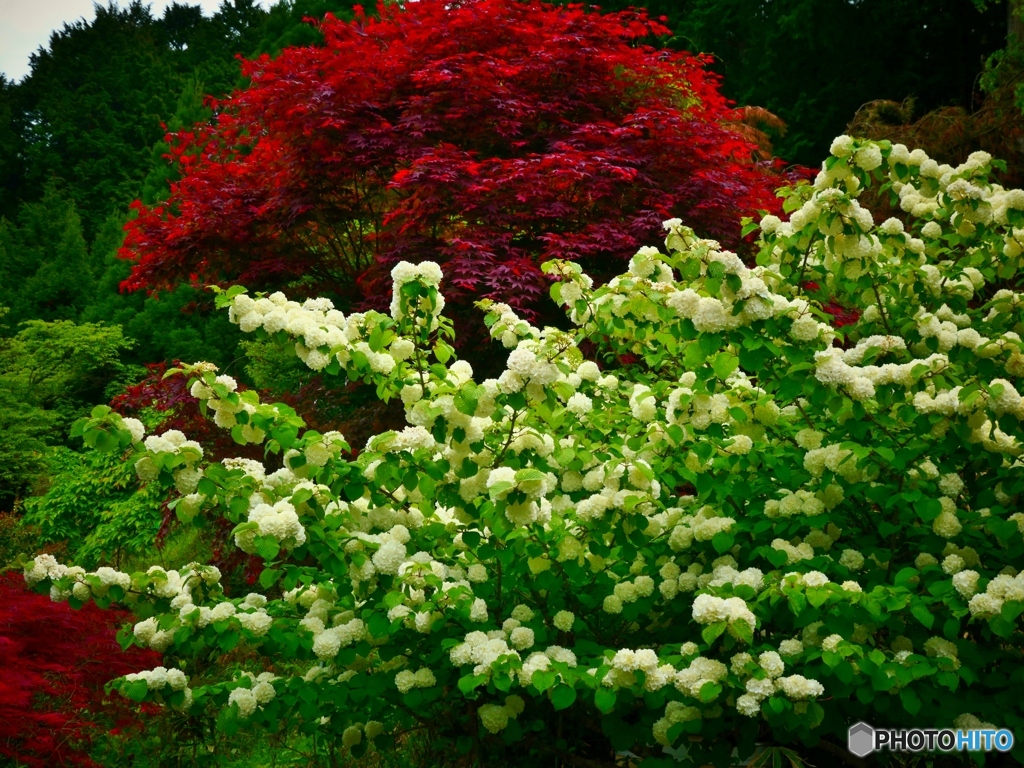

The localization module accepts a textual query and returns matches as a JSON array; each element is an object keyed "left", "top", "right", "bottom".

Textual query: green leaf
[
  {"left": 367, "top": 613, "right": 391, "bottom": 639},
  {"left": 458, "top": 674, "right": 486, "bottom": 695},
  {"left": 454, "top": 385, "right": 480, "bottom": 417},
  {"left": 729, "top": 619, "right": 753, "bottom": 644},
  {"left": 488, "top": 481, "right": 514, "bottom": 498},
  {"left": 532, "top": 670, "right": 557, "bottom": 692},
  {"left": 712, "top": 531, "right": 735, "bottom": 554},
  {"left": 900, "top": 688, "right": 921, "bottom": 715},
  {"left": 696, "top": 684, "right": 720, "bottom": 708},
  {"left": 1000, "top": 600, "right": 1024, "bottom": 623},
  {"left": 910, "top": 602, "right": 934, "bottom": 629},
  {"left": 787, "top": 591, "right": 807, "bottom": 616},
  {"left": 514, "top": 468, "right": 547, "bottom": 484},
  {"left": 594, "top": 688, "right": 617, "bottom": 714},
  {"left": 259, "top": 568, "right": 281, "bottom": 588},
  {"left": 551, "top": 684, "right": 577, "bottom": 711},
  {"left": 93, "top": 429, "right": 119, "bottom": 453},
  {"left": 701, "top": 621, "right": 727, "bottom": 645},
  {"left": 713, "top": 352, "right": 739, "bottom": 381},
  {"left": 806, "top": 587, "right": 829, "bottom": 608},
  {"left": 989, "top": 615, "right": 1014, "bottom": 638},
  {"left": 123, "top": 679, "right": 149, "bottom": 703},
  {"left": 254, "top": 537, "right": 280, "bottom": 561}
]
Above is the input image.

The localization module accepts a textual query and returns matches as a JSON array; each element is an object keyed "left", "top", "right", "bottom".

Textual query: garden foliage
[
  {"left": 0, "top": 573, "right": 159, "bottom": 767},
  {"left": 0, "top": 317, "right": 134, "bottom": 507},
  {"left": 562, "top": 0, "right": 1007, "bottom": 165},
  {"left": 24, "top": 136, "right": 1024, "bottom": 765},
  {"left": 119, "top": 0, "right": 789, "bottom": 327}
]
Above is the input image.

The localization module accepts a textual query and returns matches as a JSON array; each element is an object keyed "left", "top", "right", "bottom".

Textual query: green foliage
[
  {"left": 21, "top": 446, "right": 165, "bottom": 569},
  {"left": 139, "top": 75, "right": 213, "bottom": 206},
  {"left": 28, "top": 136, "right": 1024, "bottom": 767},
  {"left": 242, "top": 337, "right": 316, "bottom": 395},
  {"left": 0, "top": 388, "right": 56, "bottom": 508},
  {"left": 0, "top": 75, "right": 24, "bottom": 222},
  {"left": 0, "top": 182, "right": 95, "bottom": 326},
  {"left": 254, "top": 0, "right": 368, "bottom": 56},
  {"left": 0, "top": 318, "right": 134, "bottom": 505},
  {"left": 16, "top": 2, "right": 270, "bottom": 238},
  {"left": 555, "top": 0, "right": 1006, "bottom": 164},
  {"left": 0, "top": 509, "right": 47, "bottom": 569},
  {"left": 82, "top": 233, "right": 245, "bottom": 369}
]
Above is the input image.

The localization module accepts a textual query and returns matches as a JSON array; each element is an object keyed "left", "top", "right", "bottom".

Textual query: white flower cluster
[
  {"left": 394, "top": 667, "right": 436, "bottom": 694},
  {"left": 389, "top": 261, "right": 444, "bottom": 328},
  {"left": 924, "top": 637, "right": 961, "bottom": 670},
  {"left": 967, "top": 572, "right": 1024, "bottom": 617},
  {"left": 120, "top": 666, "right": 193, "bottom": 711},
  {"left": 136, "top": 428, "right": 204, "bottom": 489},
  {"left": 764, "top": 489, "right": 824, "bottom": 518},
  {"left": 606, "top": 648, "right": 676, "bottom": 691},
  {"left": 478, "top": 695, "right": 525, "bottom": 734},
  {"left": 776, "top": 675, "right": 826, "bottom": 700},
  {"left": 691, "top": 594, "right": 756, "bottom": 632},
  {"left": 227, "top": 289, "right": 398, "bottom": 376},
  {"left": 652, "top": 700, "right": 701, "bottom": 745},
  {"left": 235, "top": 499, "right": 306, "bottom": 551}
]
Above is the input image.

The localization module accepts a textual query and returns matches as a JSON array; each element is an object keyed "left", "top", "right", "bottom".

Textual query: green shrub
[{"left": 24, "top": 137, "right": 1024, "bottom": 767}]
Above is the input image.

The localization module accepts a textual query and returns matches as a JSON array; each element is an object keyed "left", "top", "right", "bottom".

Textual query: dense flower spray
[{"left": 25, "top": 137, "right": 1024, "bottom": 764}]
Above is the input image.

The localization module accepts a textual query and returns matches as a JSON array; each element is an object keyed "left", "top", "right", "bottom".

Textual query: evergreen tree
[
  {"left": 0, "top": 183, "right": 95, "bottom": 326},
  {"left": 556, "top": 0, "right": 1007, "bottom": 164}
]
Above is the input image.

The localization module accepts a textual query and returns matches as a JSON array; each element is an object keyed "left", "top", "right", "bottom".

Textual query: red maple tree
[
  {"left": 0, "top": 574, "right": 160, "bottom": 767},
  {"left": 121, "top": 0, "right": 794, "bottom": 327}
]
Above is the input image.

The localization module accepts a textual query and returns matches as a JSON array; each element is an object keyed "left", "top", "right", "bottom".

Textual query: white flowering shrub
[{"left": 23, "top": 137, "right": 1024, "bottom": 766}]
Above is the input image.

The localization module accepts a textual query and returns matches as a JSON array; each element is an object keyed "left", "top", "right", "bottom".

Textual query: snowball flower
[
  {"left": 553, "top": 610, "right": 575, "bottom": 632},
  {"left": 777, "top": 675, "right": 825, "bottom": 700},
  {"left": 229, "top": 687, "right": 258, "bottom": 718}
]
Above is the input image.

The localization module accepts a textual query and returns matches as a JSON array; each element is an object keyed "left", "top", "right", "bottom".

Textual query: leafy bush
[
  {"left": 20, "top": 447, "right": 167, "bottom": 569},
  {"left": 0, "top": 573, "right": 160, "bottom": 767},
  {"left": 119, "top": 0, "right": 791, "bottom": 331},
  {"left": 0, "top": 318, "right": 135, "bottom": 507},
  {"left": 25, "top": 137, "right": 1024, "bottom": 766}
]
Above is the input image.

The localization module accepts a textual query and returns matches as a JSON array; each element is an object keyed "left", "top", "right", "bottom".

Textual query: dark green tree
[
  {"left": 0, "top": 76, "right": 25, "bottom": 222},
  {"left": 82, "top": 214, "right": 244, "bottom": 368},
  {"left": 0, "top": 183, "right": 95, "bottom": 326},
  {"left": 559, "top": 0, "right": 1007, "bottom": 164},
  {"left": 16, "top": 1, "right": 271, "bottom": 239}
]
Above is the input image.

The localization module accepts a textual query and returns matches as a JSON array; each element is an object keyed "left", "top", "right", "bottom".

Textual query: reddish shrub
[
  {"left": 120, "top": 0, "right": 796, "bottom": 333},
  {"left": 110, "top": 363, "right": 267, "bottom": 577},
  {"left": 110, "top": 361, "right": 252, "bottom": 460},
  {"left": 0, "top": 574, "right": 160, "bottom": 767}
]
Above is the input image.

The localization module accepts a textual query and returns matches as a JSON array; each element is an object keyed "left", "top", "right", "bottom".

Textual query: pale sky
[{"left": 0, "top": 1, "right": 272, "bottom": 83}]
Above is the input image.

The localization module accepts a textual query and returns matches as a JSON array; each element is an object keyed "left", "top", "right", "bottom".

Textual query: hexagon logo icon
[{"left": 848, "top": 722, "right": 875, "bottom": 757}]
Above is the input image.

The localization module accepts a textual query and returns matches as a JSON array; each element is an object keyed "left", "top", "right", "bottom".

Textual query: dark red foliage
[
  {"left": 821, "top": 301, "right": 861, "bottom": 329},
  {"left": 802, "top": 282, "right": 862, "bottom": 329},
  {"left": 111, "top": 361, "right": 264, "bottom": 461},
  {"left": 0, "top": 574, "right": 160, "bottom": 767},
  {"left": 110, "top": 362, "right": 267, "bottom": 567},
  {"left": 120, "top": 0, "right": 792, "bottom": 328}
]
